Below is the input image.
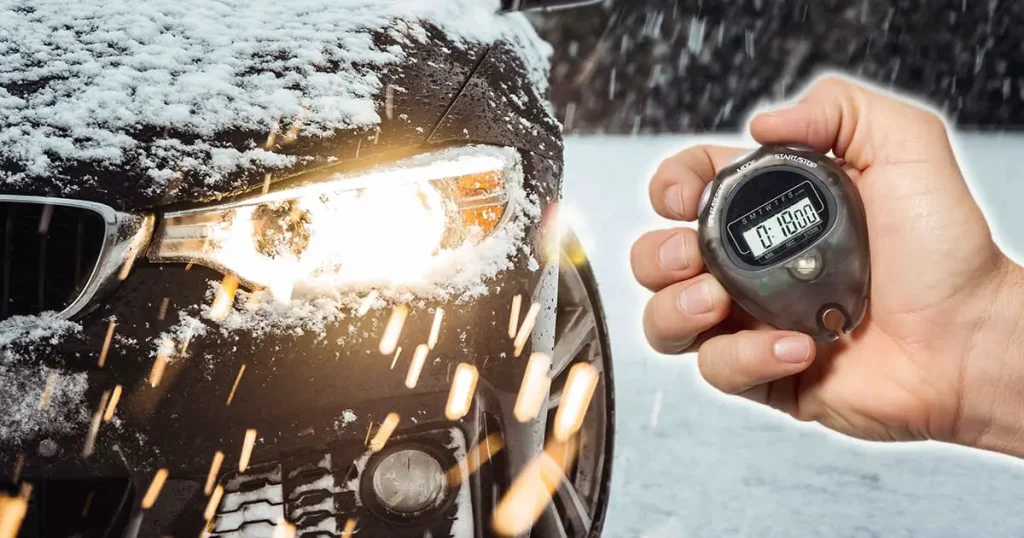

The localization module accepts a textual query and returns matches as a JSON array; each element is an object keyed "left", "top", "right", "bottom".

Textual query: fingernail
[
  {"left": 665, "top": 184, "right": 685, "bottom": 217},
  {"left": 679, "top": 280, "right": 714, "bottom": 315},
  {"left": 658, "top": 233, "right": 690, "bottom": 271},
  {"left": 774, "top": 336, "right": 811, "bottom": 363}
]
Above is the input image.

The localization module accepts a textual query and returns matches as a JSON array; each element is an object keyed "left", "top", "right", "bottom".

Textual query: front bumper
[{"left": 5, "top": 256, "right": 556, "bottom": 536}]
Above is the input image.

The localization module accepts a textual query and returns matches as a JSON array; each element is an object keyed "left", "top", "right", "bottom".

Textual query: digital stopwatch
[{"left": 697, "top": 145, "right": 870, "bottom": 342}]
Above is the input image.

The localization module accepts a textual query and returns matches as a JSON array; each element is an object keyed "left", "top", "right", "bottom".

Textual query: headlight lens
[{"left": 147, "top": 146, "right": 522, "bottom": 291}]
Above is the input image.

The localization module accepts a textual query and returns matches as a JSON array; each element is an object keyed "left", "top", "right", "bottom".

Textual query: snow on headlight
[
  {"left": 150, "top": 146, "right": 527, "bottom": 299},
  {"left": 149, "top": 146, "right": 538, "bottom": 342}
]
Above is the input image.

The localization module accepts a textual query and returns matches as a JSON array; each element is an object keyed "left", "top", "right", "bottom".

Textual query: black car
[{"left": 0, "top": 1, "right": 612, "bottom": 537}]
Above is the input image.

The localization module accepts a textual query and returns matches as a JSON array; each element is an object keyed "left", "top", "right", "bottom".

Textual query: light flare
[
  {"left": 38, "top": 372, "right": 58, "bottom": 411},
  {"left": 369, "top": 413, "right": 400, "bottom": 453},
  {"left": 239, "top": 429, "right": 257, "bottom": 472},
  {"left": 263, "top": 117, "right": 281, "bottom": 150},
  {"left": 341, "top": 518, "right": 357, "bottom": 538},
  {"left": 208, "top": 181, "right": 448, "bottom": 291},
  {"left": 390, "top": 346, "right": 402, "bottom": 370},
  {"left": 205, "top": 451, "right": 224, "bottom": 496},
  {"left": 428, "top": 307, "right": 444, "bottom": 349},
  {"left": 81, "top": 491, "right": 93, "bottom": 517},
  {"left": 141, "top": 468, "right": 169, "bottom": 509},
  {"left": 262, "top": 172, "right": 273, "bottom": 195},
  {"left": 379, "top": 305, "right": 408, "bottom": 356},
  {"left": 226, "top": 364, "right": 246, "bottom": 406},
  {"left": 513, "top": 303, "right": 541, "bottom": 357},
  {"left": 508, "top": 294, "right": 522, "bottom": 339},
  {"left": 117, "top": 256, "right": 135, "bottom": 281},
  {"left": 102, "top": 385, "right": 122, "bottom": 422},
  {"left": 447, "top": 433, "right": 503, "bottom": 486},
  {"left": 157, "top": 297, "right": 170, "bottom": 320},
  {"left": 514, "top": 352, "right": 552, "bottom": 422},
  {"left": 204, "top": 485, "right": 224, "bottom": 521},
  {"left": 82, "top": 390, "right": 110, "bottom": 458},
  {"left": 272, "top": 520, "right": 297, "bottom": 538},
  {"left": 0, "top": 484, "right": 31, "bottom": 538},
  {"left": 553, "top": 363, "right": 600, "bottom": 442},
  {"left": 150, "top": 339, "right": 174, "bottom": 388},
  {"left": 209, "top": 274, "right": 239, "bottom": 321},
  {"left": 357, "top": 290, "right": 378, "bottom": 317},
  {"left": 491, "top": 440, "right": 578, "bottom": 537},
  {"left": 405, "top": 344, "right": 429, "bottom": 389},
  {"left": 445, "top": 363, "right": 478, "bottom": 421},
  {"left": 98, "top": 321, "right": 116, "bottom": 367}
]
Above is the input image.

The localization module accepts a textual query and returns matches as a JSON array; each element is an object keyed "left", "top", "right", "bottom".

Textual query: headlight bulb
[{"left": 250, "top": 201, "right": 311, "bottom": 258}]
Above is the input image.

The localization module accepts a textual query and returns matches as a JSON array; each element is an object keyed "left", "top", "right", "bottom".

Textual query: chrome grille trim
[{"left": 0, "top": 195, "right": 153, "bottom": 320}]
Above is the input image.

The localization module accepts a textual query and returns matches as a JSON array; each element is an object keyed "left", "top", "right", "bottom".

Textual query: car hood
[{"left": 0, "top": 0, "right": 558, "bottom": 211}]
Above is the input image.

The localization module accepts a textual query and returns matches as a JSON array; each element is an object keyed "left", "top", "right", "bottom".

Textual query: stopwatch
[{"left": 697, "top": 145, "right": 870, "bottom": 342}]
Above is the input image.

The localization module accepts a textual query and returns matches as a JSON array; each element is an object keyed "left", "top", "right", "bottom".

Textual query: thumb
[{"left": 749, "top": 74, "right": 955, "bottom": 171}]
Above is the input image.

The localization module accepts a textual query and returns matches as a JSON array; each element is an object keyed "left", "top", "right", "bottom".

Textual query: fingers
[
  {"left": 697, "top": 330, "right": 816, "bottom": 396},
  {"left": 749, "top": 74, "right": 952, "bottom": 170},
  {"left": 649, "top": 145, "right": 748, "bottom": 221},
  {"left": 642, "top": 274, "right": 731, "bottom": 353},
  {"left": 630, "top": 227, "right": 703, "bottom": 291}
]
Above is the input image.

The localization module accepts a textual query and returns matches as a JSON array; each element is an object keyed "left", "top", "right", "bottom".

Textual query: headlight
[{"left": 147, "top": 146, "right": 522, "bottom": 292}]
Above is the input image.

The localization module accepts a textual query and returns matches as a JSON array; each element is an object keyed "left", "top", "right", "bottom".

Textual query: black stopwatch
[{"left": 697, "top": 145, "right": 870, "bottom": 342}]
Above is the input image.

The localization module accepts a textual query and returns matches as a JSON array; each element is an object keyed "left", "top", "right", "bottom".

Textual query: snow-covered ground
[{"left": 562, "top": 134, "right": 1024, "bottom": 537}]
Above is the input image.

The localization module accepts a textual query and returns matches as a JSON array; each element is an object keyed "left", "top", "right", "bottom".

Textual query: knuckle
[
  {"left": 695, "top": 342, "right": 718, "bottom": 379},
  {"left": 642, "top": 295, "right": 672, "bottom": 338},
  {"left": 652, "top": 159, "right": 676, "bottom": 184},
  {"left": 790, "top": 405, "right": 819, "bottom": 423},
  {"left": 915, "top": 109, "right": 948, "bottom": 134},
  {"left": 812, "top": 74, "right": 849, "bottom": 94}
]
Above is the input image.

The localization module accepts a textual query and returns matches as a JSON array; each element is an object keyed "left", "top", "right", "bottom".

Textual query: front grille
[
  {"left": 0, "top": 201, "right": 106, "bottom": 320},
  {"left": 210, "top": 454, "right": 346, "bottom": 538}
]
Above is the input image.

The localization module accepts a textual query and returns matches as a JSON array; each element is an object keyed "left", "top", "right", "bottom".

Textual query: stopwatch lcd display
[{"left": 724, "top": 169, "right": 831, "bottom": 267}]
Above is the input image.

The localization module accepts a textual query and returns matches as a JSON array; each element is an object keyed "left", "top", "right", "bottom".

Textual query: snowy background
[
  {"left": 533, "top": 0, "right": 1024, "bottom": 134},
  {"left": 561, "top": 133, "right": 1024, "bottom": 537}
]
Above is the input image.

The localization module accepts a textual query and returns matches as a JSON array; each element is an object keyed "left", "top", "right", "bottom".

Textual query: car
[{"left": 0, "top": 0, "right": 612, "bottom": 537}]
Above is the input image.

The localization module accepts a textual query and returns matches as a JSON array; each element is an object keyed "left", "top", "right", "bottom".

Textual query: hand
[{"left": 630, "top": 74, "right": 1024, "bottom": 453}]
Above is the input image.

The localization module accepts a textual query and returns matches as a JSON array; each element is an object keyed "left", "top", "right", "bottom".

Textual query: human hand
[{"left": 630, "top": 74, "right": 1024, "bottom": 453}]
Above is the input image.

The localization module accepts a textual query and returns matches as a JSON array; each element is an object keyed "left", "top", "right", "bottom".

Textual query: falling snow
[{"left": 532, "top": 1, "right": 1024, "bottom": 132}]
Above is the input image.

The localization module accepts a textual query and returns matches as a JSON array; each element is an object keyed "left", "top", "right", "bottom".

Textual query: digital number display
[{"left": 740, "top": 197, "right": 820, "bottom": 257}]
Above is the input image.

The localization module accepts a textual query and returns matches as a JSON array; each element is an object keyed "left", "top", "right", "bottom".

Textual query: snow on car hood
[{"left": 0, "top": 0, "right": 535, "bottom": 199}]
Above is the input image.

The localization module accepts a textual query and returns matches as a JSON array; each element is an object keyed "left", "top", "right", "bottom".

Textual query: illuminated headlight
[{"left": 147, "top": 146, "right": 522, "bottom": 290}]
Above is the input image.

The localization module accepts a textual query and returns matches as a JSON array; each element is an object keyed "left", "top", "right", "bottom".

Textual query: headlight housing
[{"left": 147, "top": 146, "right": 523, "bottom": 292}]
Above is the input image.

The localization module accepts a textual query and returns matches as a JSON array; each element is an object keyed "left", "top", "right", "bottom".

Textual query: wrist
[{"left": 954, "top": 257, "right": 1024, "bottom": 456}]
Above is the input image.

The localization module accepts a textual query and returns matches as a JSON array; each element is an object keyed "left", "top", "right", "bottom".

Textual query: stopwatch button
[
  {"left": 697, "top": 182, "right": 713, "bottom": 216},
  {"left": 821, "top": 307, "right": 847, "bottom": 337},
  {"left": 785, "top": 144, "right": 817, "bottom": 153}
]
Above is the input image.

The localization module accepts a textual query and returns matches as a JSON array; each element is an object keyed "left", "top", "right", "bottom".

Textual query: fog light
[{"left": 371, "top": 449, "right": 448, "bottom": 515}]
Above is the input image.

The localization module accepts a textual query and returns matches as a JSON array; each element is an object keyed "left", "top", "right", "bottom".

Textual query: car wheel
[{"left": 532, "top": 229, "right": 615, "bottom": 538}]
